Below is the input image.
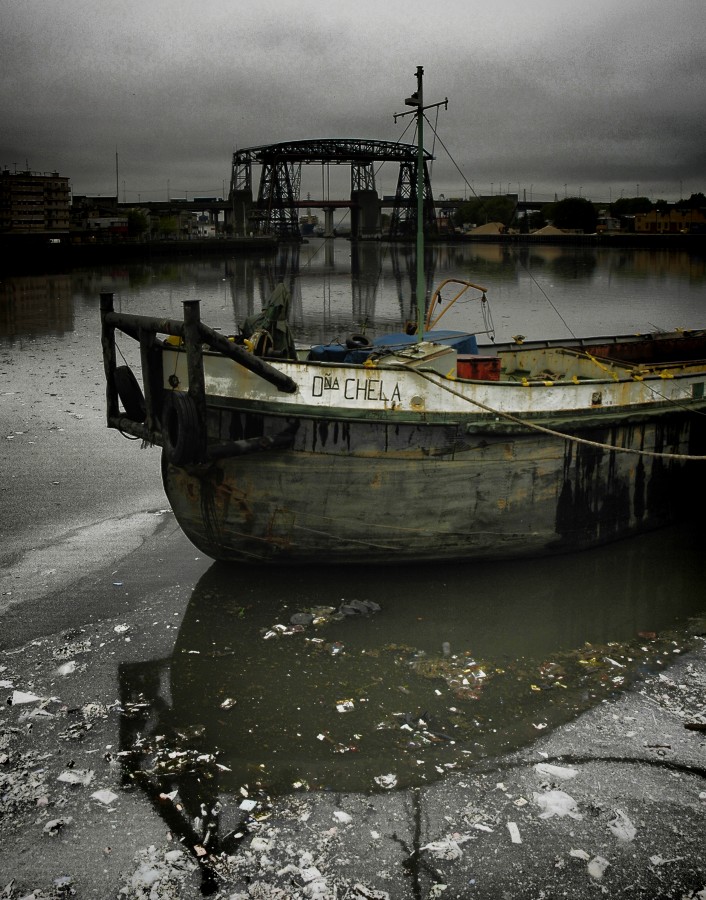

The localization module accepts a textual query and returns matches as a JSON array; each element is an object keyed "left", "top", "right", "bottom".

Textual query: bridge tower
[
  {"left": 255, "top": 159, "right": 302, "bottom": 239},
  {"left": 351, "top": 161, "right": 380, "bottom": 240},
  {"left": 389, "top": 159, "right": 437, "bottom": 240},
  {"left": 228, "top": 156, "right": 253, "bottom": 237}
]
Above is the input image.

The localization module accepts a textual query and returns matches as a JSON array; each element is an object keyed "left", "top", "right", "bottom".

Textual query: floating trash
[
  {"left": 91, "top": 789, "right": 119, "bottom": 806},
  {"left": 373, "top": 773, "right": 397, "bottom": 790},
  {"left": 43, "top": 816, "right": 73, "bottom": 835},
  {"left": 421, "top": 835, "right": 469, "bottom": 859},
  {"left": 8, "top": 690, "right": 41, "bottom": 705},
  {"left": 533, "top": 789, "right": 583, "bottom": 820},
  {"left": 506, "top": 821, "right": 522, "bottom": 844},
  {"left": 587, "top": 856, "right": 610, "bottom": 880},
  {"left": 607, "top": 809, "right": 637, "bottom": 842},
  {"left": 57, "top": 660, "right": 78, "bottom": 676},
  {"left": 57, "top": 769, "right": 94, "bottom": 786},
  {"left": 534, "top": 762, "right": 578, "bottom": 780}
]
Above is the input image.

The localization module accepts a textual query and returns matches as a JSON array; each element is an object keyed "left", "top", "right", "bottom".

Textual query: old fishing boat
[{"left": 100, "top": 68, "right": 706, "bottom": 564}]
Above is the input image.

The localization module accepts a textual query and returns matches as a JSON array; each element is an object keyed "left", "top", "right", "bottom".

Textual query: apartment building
[{"left": 0, "top": 169, "right": 70, "bottom": 232}]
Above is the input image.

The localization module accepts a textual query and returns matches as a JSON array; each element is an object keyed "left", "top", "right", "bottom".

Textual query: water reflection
[
  {"left": 119, "top": 525, "right": 705, "bottom": 813},
  {"left": 0, "top": 273, "right": 74, "bottom": 339},
  {"left": 2, "top": 244, "right": 704, "bottom": 345}
]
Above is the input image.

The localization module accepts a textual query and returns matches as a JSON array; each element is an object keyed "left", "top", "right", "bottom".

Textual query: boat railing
[{"left": 99, "top": 293, "right": 297, "bottom": 456}]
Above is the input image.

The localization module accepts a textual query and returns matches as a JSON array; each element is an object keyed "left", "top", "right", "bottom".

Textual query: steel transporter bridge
[{"left": 228, "top": 138, "right": 436, "bottom": 241}]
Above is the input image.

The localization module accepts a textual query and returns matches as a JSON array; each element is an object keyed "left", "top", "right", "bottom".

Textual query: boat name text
[{"left": 312, "top": 374, "right": 402, "bottom": 403}]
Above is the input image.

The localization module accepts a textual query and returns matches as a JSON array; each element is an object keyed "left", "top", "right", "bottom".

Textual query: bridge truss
[{"left": 230, "top": 139, "right": 437, "bottom": 240}]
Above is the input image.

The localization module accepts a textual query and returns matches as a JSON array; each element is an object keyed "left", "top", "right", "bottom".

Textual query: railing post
[
  {"left": 182, "top": 300, "right": 208, "bottom": 457},
  {"left": 100, "top": 292, "right": 120, "bottom": 422}
]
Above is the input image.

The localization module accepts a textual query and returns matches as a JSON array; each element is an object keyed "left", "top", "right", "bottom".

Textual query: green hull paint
[{"left": 162, "top": 409, "right": 704, "bottom": 564}]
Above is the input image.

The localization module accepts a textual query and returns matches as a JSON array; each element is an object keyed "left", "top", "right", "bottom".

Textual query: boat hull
[
  {"left": 99, "top": 292, "right": 706, "bottom": 565},
  {"left": 161, "top": 407, "right": 704, "bottom": 564}
]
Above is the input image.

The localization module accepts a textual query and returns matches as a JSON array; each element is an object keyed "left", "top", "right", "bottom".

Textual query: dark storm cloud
[{"left": 1, "top": 0, "right": 704, "bottom": 201}]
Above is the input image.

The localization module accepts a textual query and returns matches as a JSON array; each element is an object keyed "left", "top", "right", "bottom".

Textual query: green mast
[
  {"left": 412, "top": 66, "right": 425, "bottom": 343},
  {"left": 396, "top": 66, "right": 447, "bottom": 342}
]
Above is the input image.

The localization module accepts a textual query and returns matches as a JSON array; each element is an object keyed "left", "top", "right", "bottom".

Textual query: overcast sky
[{"left": 2, "top": 0, "right": 704, "bottom": 204}]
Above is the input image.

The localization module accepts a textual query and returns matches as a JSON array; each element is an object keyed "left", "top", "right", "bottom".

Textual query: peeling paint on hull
[
  {"left": 161, "top": 410, "right": 703, "bottom": 564},
  {"left": 100, "top": 293, "right": 706, "bottom": 565}
]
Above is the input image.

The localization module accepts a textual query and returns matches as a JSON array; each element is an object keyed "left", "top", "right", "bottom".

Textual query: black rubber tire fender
[
  {"left": 161, "top": 391, "right": 201, "bottom": 465},
  {"left": 114, "top": 365, "right": 146, "bottom": 423},
  {"left": 346, "top": 333, "right": 372, "bottom": 350}
]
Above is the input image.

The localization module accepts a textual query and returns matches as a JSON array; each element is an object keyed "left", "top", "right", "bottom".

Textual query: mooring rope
[{"left": 409, "top": 366, "right": 706, "bottom": 462}]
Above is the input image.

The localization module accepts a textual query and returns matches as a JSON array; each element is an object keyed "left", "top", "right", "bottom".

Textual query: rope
[{"left": 408, "top": 365, "right": 706, "bottom": 462}]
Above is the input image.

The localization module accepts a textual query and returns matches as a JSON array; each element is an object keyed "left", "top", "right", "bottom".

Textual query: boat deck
[{"left": 484, "top": 332, "right": 706, "bottom": 384}]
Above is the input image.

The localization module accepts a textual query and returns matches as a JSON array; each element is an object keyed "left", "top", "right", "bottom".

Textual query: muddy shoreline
[{"left": 1, "top": 512, "right": 705, "bottom": 898}]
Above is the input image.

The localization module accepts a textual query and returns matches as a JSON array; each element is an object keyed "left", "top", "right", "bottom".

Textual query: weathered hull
[
  {"left": 161, "top": 407, "right": 703, "bottom": 564},
  {"left": 99, "top": 293, "right": 706, "bottom": 565}
]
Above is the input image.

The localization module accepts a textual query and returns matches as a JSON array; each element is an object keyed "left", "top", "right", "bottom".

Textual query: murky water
[
  {"left": 2, "top": 241, "right": 706, "bottom": 798},
  {"left": 117, "top": 523, "right": 706, "bottom": 797}
]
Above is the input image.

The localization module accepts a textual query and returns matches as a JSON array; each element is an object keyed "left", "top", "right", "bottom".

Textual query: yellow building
[{"left": 634, "top": 207, "right": 706, "bottom": 234}]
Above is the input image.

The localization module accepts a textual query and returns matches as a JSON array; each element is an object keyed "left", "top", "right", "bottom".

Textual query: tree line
[{"left": 450, "top": 192, "right": 706, "bottom": 234}]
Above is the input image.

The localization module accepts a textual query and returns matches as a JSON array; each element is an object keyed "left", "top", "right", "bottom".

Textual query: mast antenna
[{"left": 394, "top": 66, "right": 448, "bottom": 341}]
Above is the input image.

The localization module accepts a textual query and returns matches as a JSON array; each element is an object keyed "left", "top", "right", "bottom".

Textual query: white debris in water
[
  {"left": 250, "top": 836, "right": 272, "bottom": 853},
  {"left": 56, "top": 660, "right": 77, "bottom": 676},
  {"left": 350, "top": 884, "right": 391, "bottom": 900},
  {"left": 587, "top": 855, "right": 610, "bottom": 879},
  {"left": 421, "top": 835, "right": 470, "bottom": 859},
  {"left": 506, "top": 821, "right": 522, "bottom": 844},
  {"left": 43, "top": 816, "right": 74, "bottom": 835},
  {"left": 607, "top": 809, "right": 637, "bottom": 842},
  {"left": 650, "top": 854, "right": 685, "bottom": 866},
  {"left": 119, "top": 843, "right": 198, "bottom": 898},
  {"left": 300, "top": 866, "right": 323, "bottom": 883},
  {"left": 57, "top": 768, "right": 94, "bottom": 786},
  {"left": 8, "top": 690, "right": 40, "bottom": 705},
  {"left": 428, "top": 886, "right": 448, "bottom": 898},
  {"left": 81, "top": 701, "right": 109, "bottom": 719},
  {"left": 533, "top": 790, "right": 583, "bottom": 820},
  {"left": 534, "top": 762, "right": 578, "bottom": 780},
  {"left": 373, "top": 773, "right": 397, "bottom": 790},
  {"left": 18, "top": 707, "right": 54, "bottom": 722},
  {"left": 91, "top": 788, "right": 119, "bottom": 806}
]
